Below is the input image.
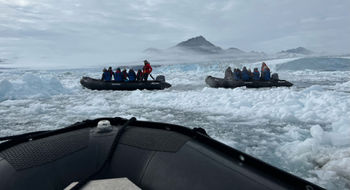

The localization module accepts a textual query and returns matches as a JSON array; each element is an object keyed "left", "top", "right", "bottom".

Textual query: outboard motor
[
  {"left": 271, "top": 73, "right": 279, "bottom": 80},
  {"left": 156, "top": 75, "right": 166, "bottom": 82}
]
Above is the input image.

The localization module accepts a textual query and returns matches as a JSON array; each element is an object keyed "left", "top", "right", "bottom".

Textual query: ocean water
[{"left": 1, "top": 57, "right": 350, "bottom": 189}]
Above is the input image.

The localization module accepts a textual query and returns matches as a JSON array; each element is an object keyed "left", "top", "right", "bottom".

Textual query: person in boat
[
  {"left": 252, "top": 68, "right": 260, "bottom": 80},
  {"left": 260, "top": 62, "right": 270, "bottom": 80},
  {"left": 261, "top": 62, "right": 269, "bottom": 72},
  {"left": 142, "top": 60, "right": 152, "bottom": 81},
  {"left": 263, "top": 68, "right": 271, "bottom": 81},
  {"left": 241, "top": 67, "right": 250, "bottom": 81},
  {"left": 122, "top": 69, "right": 128, "bottom": 81},
  {"left": 108, "top": 67, "right": 114, "bottom": 77},
  {"left": 248, "top": 68, "right": 252, "bottom": 79},
  {"left": 233, "top": 68, "right": 241, "bottom": 80},
  {"left": 136, "top": 69, "right": 143, "bottom": 81},
  {"left": 224, "top": 67, "right": 234, "bottom": 80},
  {"left": 128, "top": 69, "right": 136, "bottom": 82},
  {"left": 101, "top": 68, "right": 112, "bottom": 81},
  {"left": 114, "top": 68, "right": 123, "bottom": 82},
  {"left": 260, "top": 62, "right": 271, "bottom": 81}
]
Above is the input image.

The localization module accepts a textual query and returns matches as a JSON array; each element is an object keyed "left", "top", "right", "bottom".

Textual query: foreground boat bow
[{"left": 0, "top": 117, "right": 323, "bottom": 190}]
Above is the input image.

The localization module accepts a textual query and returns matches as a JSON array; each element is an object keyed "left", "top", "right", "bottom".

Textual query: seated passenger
[
  {"left": 128, "top": 69, "right": 136, "bottom": 82},
  {"left": 136, "top": 69, "right": 143, "bottom": 81},
  {"left": 114, "top": 68, "right": 123, "bottom": 82},
  {"left": 261, "top": 62, "right": 270, "bottom": 72},
  {"left": 241, "top": 67, "right": 250, "bottom": 81},
  {"left": 263, "top": 68, "right": 271, "bottom": 81},
  {"left": 252, "top": 68, "right": 260, "bottom": 80},
  {"left": 233, "top": 68, "right": 241, "bottom": 80},
  {"left": 122, "top": 69, "right": 128, "bottom": 81},
  {"left": 108, "top": 66, "right": 114, "bottom": 76},
  {"left": 248, "top": 69, "right": 252, "bottom": 79},
  {"left": 224, "top": 67, "right": 233, "bottom": 80},
  {"left": 101, "top": 68, "right": 112, "bottom": 81}
]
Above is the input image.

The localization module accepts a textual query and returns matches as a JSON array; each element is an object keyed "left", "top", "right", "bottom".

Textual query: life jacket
[
  {"left": 114, "top": 71, "right": 123, "bottom": 82},
  {"left": 263, "top": 69, "right": 270, "bottom": 81},
  {"left": 253, "top": 70, "right": 260, "bottom": 80},
  {"left": 128, "top": 70, "right": 136, "bottom": 81},
  {"left": 103, "top": 71, "right": 112, "bottom": 81},
  {"left": 241, "top": 69, "right": 250, "bottom": 81},
  {"left": 143, "top": 63, "right": 152, "bottom": 74}
]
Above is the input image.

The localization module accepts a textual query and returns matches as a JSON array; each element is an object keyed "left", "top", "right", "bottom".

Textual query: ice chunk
[{"left": 0, "top": 73, "right": 70, "bottom": 101}]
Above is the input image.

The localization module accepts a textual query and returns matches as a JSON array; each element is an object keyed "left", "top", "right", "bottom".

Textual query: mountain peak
[
  {"left": 280, "top": 47, "right": 313, "bottom": 55},
  {"left": 174, "top": 36, "right": 222, "bottom": 54},
  {"left": 176, "top": 36, "right": 216, "bottom": 48}
]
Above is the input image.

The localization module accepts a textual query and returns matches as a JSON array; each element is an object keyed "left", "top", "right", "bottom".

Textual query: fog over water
[{"left": 1, "top": 0, "right": 350, "bottom": 67}]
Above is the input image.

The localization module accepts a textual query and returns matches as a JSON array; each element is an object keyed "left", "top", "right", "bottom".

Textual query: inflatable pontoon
[
  {"left": 80, "top": 76, "right": 171, "bottom": 90},
  {"left": 205, "top": 76, "right": 293, "bottom": 89},
  {"left": 0, "top": 117, "right": 323, "bottom": 190}
]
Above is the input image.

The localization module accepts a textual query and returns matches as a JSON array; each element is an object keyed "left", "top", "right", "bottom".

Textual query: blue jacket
[
  {"left": 114, "top": 71, "right": 123, "bottom": 82},
  {"left": 253, "top": 71, "right": 260, "bottom": 80},
  {"left": 102, "top": 71, "right": 112, "bottom": 81},
  {"left": 234, "top": 71, "right": 240, "bottom": 80},
  {"left": 241, "top": 70, "right": 250, "bottom": 81},
  {"left": 128, "top": 70, "right": 136, "bottom": 81},
  {"left": 263, "top": 70, "right": 270, "bottom": 81}
]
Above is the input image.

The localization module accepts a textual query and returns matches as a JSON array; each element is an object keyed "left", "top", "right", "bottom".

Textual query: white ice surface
[{"left": 0, "top": 58, "right": 350, "bottom": 189}]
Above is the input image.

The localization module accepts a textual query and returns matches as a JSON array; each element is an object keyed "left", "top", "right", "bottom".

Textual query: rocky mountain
[
  {"left": 144, "top": 36, "right": 314, "bottom": 60},
  {"left": 279, "top": 47, "right": 313, "bottom": 55},
  {"left": 171, "top": 36, "right": 223, "bottom": 54},
  {"left": 145, "top": 36, "right": 249, "bottom": 56}
]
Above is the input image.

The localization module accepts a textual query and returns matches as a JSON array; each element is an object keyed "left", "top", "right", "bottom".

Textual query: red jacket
[
  {"left": 261, "top": 63, "right": 270, "bottom": 72},
  {"left": 143, "top": 63, "right": 152, "bottom": 74}
]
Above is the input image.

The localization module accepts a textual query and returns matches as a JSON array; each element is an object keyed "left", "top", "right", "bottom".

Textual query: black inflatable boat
[
  {"left": 80, "top": 75, "right": 171, "bottom": 90},
  {"left": 0, "top": 117, "right": 323, "bottom": 190},
  {"left": 206, "top": 76, "right": 293, "bottom": 89}
]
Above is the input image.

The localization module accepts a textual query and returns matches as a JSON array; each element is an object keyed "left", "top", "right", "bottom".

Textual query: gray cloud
[{"left": 0, "top": 0, "right": 349, "bottom": 66}]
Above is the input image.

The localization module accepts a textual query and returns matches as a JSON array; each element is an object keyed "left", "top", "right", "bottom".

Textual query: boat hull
[
  {"left": 205, "top": 76, "right": 293, "bottom": 89},
  {"left": 80, "top": 77, "right": 171, "bottom": 90}
]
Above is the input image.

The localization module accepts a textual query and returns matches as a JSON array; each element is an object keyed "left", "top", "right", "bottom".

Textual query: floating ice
[
  {"left": 0, "top": 73, "right": 71, "bottom": 101},
  {"left": 0, "top": 58, "right": 350, "bottom": 189}
]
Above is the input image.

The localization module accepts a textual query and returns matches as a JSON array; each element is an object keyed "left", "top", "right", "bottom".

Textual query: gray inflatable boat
[
  {"left": 0, "top": 117, "right": 323, "bottom": 190},
  {"left": 80, "top": 75, "right": 171, "bottom": 91},
  {"left": 206, "top": 76, "right": 293, "bottom": 89}
]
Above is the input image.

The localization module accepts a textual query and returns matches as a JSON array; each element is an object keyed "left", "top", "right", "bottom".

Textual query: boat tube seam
[{"left": 139, "top": 151, "right": 157, "bottom": 185}]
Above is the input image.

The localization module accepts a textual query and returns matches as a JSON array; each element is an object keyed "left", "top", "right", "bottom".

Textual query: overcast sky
[{"left": 0, "top": 0, "right": 349, "bottom": 66}]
